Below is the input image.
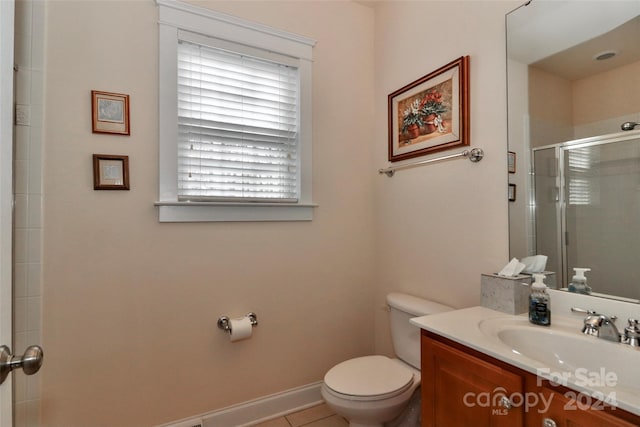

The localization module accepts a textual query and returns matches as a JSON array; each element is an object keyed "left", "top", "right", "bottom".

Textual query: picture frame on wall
[
  {"left": 93, "top": 154, "right": 130, "bottom": 190},
  {"left": 508, "top": 151, "right": 516, "bottom": 173},
  {"left": 91, "top": 90, "right": 130, "bottom": 135},
  {"left": 387, "top": 56, "right": 470, "bottom": 162}
]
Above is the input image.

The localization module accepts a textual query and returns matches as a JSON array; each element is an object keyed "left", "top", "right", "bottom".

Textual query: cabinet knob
[
  {"left": 498, "top": 396, "right": 513, "bottom": 411},
  {"left": 543, "top": 418, "right": 557, "bottom": 427}
]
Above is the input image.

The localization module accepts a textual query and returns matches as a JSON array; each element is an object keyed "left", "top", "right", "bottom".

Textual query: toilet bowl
[
  {"left": 321, "top": 355, "right": 420, "bottom": 427},
  {"left": 321, "top": 293, "right": 452, "bottom": 427}
]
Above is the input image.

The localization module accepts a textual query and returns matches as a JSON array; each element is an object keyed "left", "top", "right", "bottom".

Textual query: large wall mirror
[{"left": 507, "top": 0, "right": 640, "bottom": 302}]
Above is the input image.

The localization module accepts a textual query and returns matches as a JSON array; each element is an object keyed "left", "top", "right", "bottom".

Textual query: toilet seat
[{"left": 323, "top": 355, "right": 414, "bottom": 401}]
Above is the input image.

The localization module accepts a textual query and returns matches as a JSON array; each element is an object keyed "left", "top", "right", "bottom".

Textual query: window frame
[{"left": 156, "top": 0, "right": 316, "bottom": 222}]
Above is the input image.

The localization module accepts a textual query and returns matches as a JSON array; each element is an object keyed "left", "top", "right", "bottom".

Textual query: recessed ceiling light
[{"left": 593, "top": 50, "right": 617, "bottom": 61}]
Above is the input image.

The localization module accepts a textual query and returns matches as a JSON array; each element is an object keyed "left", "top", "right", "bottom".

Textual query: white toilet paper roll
[{"left": 229, "top": 317, "right": 253, "bottom": 342}]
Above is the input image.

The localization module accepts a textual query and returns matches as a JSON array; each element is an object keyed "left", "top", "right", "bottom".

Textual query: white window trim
[{"left": 155, "top": 0, "right": 317, "bottom": 222}]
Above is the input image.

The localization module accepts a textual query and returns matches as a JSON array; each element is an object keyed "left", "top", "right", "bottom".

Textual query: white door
[{"left": 0, "top": 0, "right": 16, "bottom": 424}]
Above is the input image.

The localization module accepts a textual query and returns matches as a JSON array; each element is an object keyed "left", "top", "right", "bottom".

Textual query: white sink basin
[
  {"left": 478, "top": 316, "right": 640, "bottom": 393},
  {"left": 411, "top": 306, "right": 640, "bottom": 415}
]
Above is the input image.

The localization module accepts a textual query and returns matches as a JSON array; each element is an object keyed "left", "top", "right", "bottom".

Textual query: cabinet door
[
  {"left": 422, "top": 335, "right": 524, "bottom": 427},
  {"left": 529, "top": 387, "right": 637, "bottom": 427}
]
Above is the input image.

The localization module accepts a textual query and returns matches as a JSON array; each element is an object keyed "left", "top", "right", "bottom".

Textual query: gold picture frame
[{"left": 91, "top": 90, "right": 130, "bottom": 135}]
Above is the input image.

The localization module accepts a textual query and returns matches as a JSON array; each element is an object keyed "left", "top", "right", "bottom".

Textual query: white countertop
[{"left": 411, "top": 306, "right": 640, "bottom": 416}]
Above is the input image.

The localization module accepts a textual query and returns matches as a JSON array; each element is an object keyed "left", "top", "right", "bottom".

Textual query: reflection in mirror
[{"left": 507, "top": 0, "right": 640, "bottom": 302}]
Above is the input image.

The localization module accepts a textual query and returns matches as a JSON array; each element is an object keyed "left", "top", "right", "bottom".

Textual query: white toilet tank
[{"left": 386, "top": 293, "right": 453, "bottom": 370}]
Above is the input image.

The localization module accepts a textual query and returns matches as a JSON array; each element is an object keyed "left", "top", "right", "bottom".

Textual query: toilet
[{"left": 321, "top": 293, "right": 452, "bottom": 427}]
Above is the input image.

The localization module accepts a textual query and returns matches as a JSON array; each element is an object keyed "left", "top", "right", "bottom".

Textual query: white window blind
[
  {"left": 177, "top": 40, "right": 300, "bottom": 202},
  {"left": 566, "top": 147, "right": 598, "bottom": 206},
  {"left": 157, "top": 0, "right": 315, "bottom": 222}
]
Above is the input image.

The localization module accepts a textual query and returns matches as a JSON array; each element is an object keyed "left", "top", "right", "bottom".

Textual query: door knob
[{"left": 0, "top": 345, "right": 43, "bottom": 385}]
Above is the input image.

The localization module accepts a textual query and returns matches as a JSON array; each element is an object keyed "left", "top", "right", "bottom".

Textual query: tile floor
[{"left": 250, "top": 403, "right": 347, "bottom": 427}]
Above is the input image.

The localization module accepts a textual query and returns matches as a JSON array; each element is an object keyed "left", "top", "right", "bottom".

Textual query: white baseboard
[{"left": 157, "top": 382, "right": 324, "bottom": 427}]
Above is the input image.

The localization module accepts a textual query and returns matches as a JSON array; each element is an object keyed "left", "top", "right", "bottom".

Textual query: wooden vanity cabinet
[
  {"left": 421, "top": 330, "right": 524, "bottom": 427},
  {"left": 527, "top": 385, "right": 639, "bottom": 427},
  {"left": 421, "top": 330, "right": 640, "bottom": 427}
]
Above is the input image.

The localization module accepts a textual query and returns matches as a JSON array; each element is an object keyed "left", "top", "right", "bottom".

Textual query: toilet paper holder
[{"left": 217, "top": 312, "right": 258, "bottom": 333}]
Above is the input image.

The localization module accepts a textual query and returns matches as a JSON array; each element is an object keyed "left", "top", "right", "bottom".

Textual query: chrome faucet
[
  {"left": 583, "top": 314, "right": 621, "bottom": 342},
  {"left": 622, "top": 319, "right": 640, "bottom": 347},
  {"left": 572, "top": 308, "right": 640, "bottom": 346},
  {"left": 571, "top": 308, "right": 620, "bottom": 343}
]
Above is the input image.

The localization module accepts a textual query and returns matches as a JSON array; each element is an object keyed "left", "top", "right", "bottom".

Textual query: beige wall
[
  {"left": 528, "top": 66, "right": 574, "bottom": 147},
  {"left": 371, "top": 1, "right": 513, "bottom": 356},
  {"left": 573, "top": 60, "right": 640, "bottom": 126},
  {"left": 40, "top": 1, "right": 514, "bottom": 426},
  {"left": 41, "top": 1, "right": 376, "bottom": 426},
  {"left": 528, "top": 60, "right": 640, "bottom": 144}
]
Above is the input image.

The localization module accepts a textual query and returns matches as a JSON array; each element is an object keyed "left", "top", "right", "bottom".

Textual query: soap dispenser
[
  {"left": 529, "top": 273, "right": 550, "bottom": 326},
  {"left": 568, "top": 268, "right": 592, "bottom": 294}
]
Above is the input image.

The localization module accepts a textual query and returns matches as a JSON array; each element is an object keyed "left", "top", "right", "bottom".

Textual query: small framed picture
[
  {"left": 91, "top": 90, "right": 130, "bottom": 135},
  {"left": 93, "top": 154, "right": 130, "bottom": 190},
  {"left": 508, "top": 183, "right": 516, "bottom": 202},
  {"left": 508, "top": 151, "right": 516, "bottom": 174}
]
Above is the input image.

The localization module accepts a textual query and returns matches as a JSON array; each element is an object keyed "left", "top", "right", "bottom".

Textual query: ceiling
[
  {"left": 532, "top": 15, "right": 640, "bottom": 81},
  {"left": 507, "top": 0, "right": 640, "bottom": 81}
]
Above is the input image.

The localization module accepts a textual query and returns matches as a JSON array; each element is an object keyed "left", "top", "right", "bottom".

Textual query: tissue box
[{"left": 481, "top": 273, "right": 531, "bottom": 315}]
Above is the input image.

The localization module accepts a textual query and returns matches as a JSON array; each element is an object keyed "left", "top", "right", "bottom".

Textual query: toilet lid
[{"left": 324, "top": 355, "right": 414, "bottom": 399}]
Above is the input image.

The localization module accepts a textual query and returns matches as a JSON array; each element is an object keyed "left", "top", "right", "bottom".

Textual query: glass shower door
[{"left": 563, "top": 137, "right": 640, "bottom": 300}]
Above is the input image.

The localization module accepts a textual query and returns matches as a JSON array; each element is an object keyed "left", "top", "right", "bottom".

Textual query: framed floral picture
[{"left": 388, "top": 56, "right": 469, "bottom": 162}]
